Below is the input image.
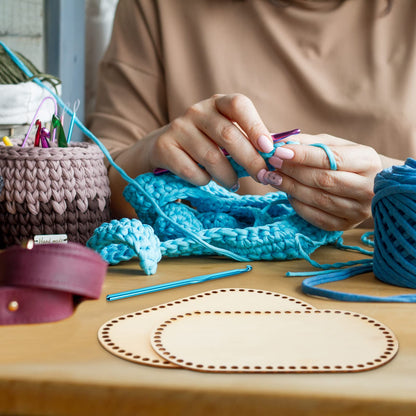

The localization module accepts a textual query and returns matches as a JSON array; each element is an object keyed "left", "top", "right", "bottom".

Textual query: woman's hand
[
  {"left": 148, "top": 93, "right": 275, "bottom": 191},
  {"left": 108, "top": 93, "right": 277, "bottom": 218},
  {"left": 258, "top": 134, "right": 384, "bottom": 231}
]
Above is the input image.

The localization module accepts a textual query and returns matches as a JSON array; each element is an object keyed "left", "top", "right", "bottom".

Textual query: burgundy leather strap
[{"left": 0, "top": 242, "right": 107, "bottom": 325}]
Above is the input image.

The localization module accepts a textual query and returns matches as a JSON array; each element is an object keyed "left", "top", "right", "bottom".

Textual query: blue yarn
[
  {"left": 88, "top": 218, "right": 162, "bottom": 274},
  {"left": 296, "top": 158, "right": 416, "bottom": 302},
  {"left": 0, "top": 40, "right": 345, "bottom": 276},
  {"left": 360, "top": 231, "right": 375, "bottom": 247},
  {"left": 310, "top": 143, "right": 338, "bottom": 170},
  {"left": 0, "top": 41, "right": 258, "bottom": 263},
  {"left": 372, "top": 161, "right": 416, "bottom": 289},
  {"left": 88, "top": 169, "right": 343, "bottom": 274}
]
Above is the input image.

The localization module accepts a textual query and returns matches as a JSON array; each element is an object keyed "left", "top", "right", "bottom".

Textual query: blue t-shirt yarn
[
  {"left": 87, "top": 143, "right": 342, "bottom": 275},
  {"left": 299, "top": 158, "right": 416, "bottom": 302}
]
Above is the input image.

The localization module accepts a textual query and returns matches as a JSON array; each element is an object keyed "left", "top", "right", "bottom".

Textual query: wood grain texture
[
  {"left": 98, "top": 288, "right": 314, "bottom": 367},
  {"left": 151, "top": 310, "right": 397, "bottom": 373},
  {"left": 1, "top": 229, "right": 416, "bottom": 416}
]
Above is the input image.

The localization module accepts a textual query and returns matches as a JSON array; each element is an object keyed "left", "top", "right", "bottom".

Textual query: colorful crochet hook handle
[
  {"left": 106, "top": 264, "right": 252, "bottom": 301},
  {"left": 153, "top": 129, "right": 300, "bottom": 176}
]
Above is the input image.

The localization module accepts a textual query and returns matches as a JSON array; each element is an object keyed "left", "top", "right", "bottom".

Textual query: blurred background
[{"left": 0, "top": 0, "right": 118, "bottom": 141}]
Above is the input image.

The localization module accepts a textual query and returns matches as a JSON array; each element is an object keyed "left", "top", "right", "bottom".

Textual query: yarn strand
[
  {"left": 297, "top": 160, "right": 416, "bottom": 302},
  {"left": 0, "top": 41, "right": 251, "bottom": 263}
]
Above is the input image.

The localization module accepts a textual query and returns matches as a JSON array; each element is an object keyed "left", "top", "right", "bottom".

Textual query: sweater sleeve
[{"left": 88, "top": 0, "right": 168, "bottom": 159}]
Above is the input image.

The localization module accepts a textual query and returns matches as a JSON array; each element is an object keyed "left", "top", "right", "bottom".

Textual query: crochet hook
[
  {"left": 106, "top": 264, "right": 253, "bottom": 301},
  {"left": 153, "top": 128, "right": 300, "bottom": 175}
]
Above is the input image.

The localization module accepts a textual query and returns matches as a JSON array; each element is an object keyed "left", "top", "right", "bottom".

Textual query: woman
[{"left": 89, "top": 0, "right": 413, "bottom": 230}]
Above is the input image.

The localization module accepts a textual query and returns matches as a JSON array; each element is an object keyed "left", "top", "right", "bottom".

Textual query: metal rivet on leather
[{"left": 7, "top": 300, "right": 19, "bottom": 312}]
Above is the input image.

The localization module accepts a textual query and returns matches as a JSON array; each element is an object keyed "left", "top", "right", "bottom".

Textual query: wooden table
[{"left": 1, "top": 229, "right": 416, "bottom": 416}]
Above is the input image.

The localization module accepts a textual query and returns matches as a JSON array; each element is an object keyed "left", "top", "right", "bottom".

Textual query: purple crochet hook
[{"left": 153, "top": 128, "right": 300, "bottom": 176}]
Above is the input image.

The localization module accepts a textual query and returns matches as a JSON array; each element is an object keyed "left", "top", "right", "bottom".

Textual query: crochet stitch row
[
  {"left": 88, "top": 142, "right": 342, "bottom": 275},
  {"left": 0, "top": 143, "right": 110, "bottom": 215},
  {"left": 0, "top": 142, "right": 111, "bottom": 248}
]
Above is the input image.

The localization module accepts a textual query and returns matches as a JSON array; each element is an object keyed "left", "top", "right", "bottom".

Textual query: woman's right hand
[
  {"left": 109, "top": 93, "right": 277, "bottom": 218},
  {"left": 146, "top": 93, "right": 275, "bottom": 191}
]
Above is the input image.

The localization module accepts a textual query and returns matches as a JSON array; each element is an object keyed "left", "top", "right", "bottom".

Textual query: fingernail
[
  {"left": 268, "top": 155, "right": 283, "bottom": 169},
  {"left": 274, "top": 147, "right": 294, "bottom": 160},
  {"left": 258, "top": 135, "right": 274, "bottom": 153},
  {"left": 257, "top": 168, "right": 268, "bottom": 185},
  {"left": 264, "top": 171, "right": 282, "bottom": 186},
  {"left": 230, "top": 182, "right": 240, "bottom": 193}
]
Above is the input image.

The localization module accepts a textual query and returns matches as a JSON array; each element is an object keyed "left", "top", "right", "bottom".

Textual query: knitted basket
[{"left": 0, "top": 142, "right": 111, "bottom": 248}]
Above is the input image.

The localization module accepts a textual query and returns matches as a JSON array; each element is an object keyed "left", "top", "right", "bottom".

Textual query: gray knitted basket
[{"left": 0, "top": 142, "right": 111, "bottom": 248}]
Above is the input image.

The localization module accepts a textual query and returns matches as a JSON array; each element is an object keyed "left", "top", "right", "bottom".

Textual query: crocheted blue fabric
[
  {"left": 0, "top": 42, "right": 342, "bottom": 276},
  {"left": 87, "top": 142, "right": 343, "bottom": 275}
]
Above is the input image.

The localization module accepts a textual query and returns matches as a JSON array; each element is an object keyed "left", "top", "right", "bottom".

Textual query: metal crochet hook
[{"left": 106, "top": 265, "right": 253, "bottom": 301}]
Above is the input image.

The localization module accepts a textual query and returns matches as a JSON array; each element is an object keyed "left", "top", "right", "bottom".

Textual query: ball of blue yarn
[{"left": 372, "top": 158, "right": 416, "bottom": 289}]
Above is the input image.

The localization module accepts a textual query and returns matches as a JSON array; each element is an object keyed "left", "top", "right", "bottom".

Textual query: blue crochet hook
[{"left": 106, "top": 265, "right": 253, "bottom": 301}]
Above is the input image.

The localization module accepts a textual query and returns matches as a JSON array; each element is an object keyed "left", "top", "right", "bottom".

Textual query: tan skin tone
[
  {"left": 108, "top": 93, "right": 403, "bottom": 231},
  {"left": 261, "top": 134, "right": 402, "bottom": 231}
]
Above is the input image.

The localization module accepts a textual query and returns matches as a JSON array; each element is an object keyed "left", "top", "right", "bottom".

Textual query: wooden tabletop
[{"left": 1, "top": 229, "right": 416, "bottom": 416}]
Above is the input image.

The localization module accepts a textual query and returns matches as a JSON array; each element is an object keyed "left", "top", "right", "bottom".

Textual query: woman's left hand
[{"left": 258, "top": 133, "right": 384, "bottom": 231}]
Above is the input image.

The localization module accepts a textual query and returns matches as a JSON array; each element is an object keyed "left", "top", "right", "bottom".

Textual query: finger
[
  {"left": 152, "top": 125, "right": 213, "bottom": 186},
  {"left": 189, "top": 96, "right": 269, "bottom": 180},
  {"left": 185, "top": 130, "right": 240, "bottom": 190},
  {"left": 264, "top": 170, "right": 371, "bottom": 222},
  {"left": 288, "top": 133, "right": 355, "bottom": 146},
  {"left": 288, "top": 197, "right": 358, "bottom": 231},
  {"left": 158, "top": 120, "right": 239, "bottom": 189},
  {"left": 275, "top": 142, "right": 380, "bottom": 173},
  {"left": 278, "top": 163, "right": 375, "bottom": 200},
  {"left": 214, "top": 94, "right": 273, "bottom": 150},
  {"left": 158, "top": 142, "right": 212, "bottom": 186}
]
